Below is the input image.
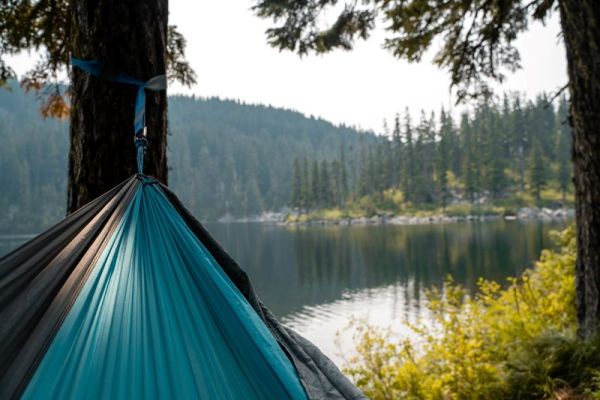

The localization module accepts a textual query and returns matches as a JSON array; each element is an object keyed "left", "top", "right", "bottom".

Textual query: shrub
[
  {"left": 505, "top": 332, "right": 600, "bottom": 399},
  {"left": 343, "top": 226, "right": 599, "bottom": 399}
]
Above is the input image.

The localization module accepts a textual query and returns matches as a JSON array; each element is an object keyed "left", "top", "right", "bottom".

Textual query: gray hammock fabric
[{"left": 0, "top": 175, "right": 366, "bottom": 400}]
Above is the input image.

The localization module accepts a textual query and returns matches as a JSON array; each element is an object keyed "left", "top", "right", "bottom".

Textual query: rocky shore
[{"left": 284, "top": 207, "right": 574, "bottom": 226}]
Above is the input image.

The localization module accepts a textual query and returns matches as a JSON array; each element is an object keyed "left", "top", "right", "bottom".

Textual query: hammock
[{"left": 0, "top": 175, "right": 365, "bottom": 399}]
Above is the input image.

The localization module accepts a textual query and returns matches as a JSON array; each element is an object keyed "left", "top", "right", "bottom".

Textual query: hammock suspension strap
[{"left": 71, "top": 57, "right": 167, "bottom": 174}]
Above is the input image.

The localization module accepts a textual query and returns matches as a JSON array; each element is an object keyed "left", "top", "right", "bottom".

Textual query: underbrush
[{"left": 343, "top": 226, "right": 600, "bottom": 399}]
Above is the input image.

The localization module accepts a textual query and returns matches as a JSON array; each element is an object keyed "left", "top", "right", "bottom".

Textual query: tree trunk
[
  {"left": 68, "top": 0, "right": 168, "bottom": 213},
  {"left": 559, "top": 0, "right": 600, "bottom": 339}
]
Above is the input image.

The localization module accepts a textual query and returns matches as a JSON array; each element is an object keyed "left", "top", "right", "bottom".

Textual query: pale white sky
[
  {"left": 169, "top": 2, "right": 567, "bottom": 133},
  {"left": 11, "top": 1, "right": 568, "bottom": 134}
]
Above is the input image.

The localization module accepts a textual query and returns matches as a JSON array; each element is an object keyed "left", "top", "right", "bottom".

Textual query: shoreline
[{"left": 216, "top": 207, "right": 575, "bottom": 226}]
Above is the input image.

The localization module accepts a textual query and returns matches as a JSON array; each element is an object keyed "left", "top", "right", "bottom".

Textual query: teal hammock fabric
[{"left": 21, "top": 182, "right": 307, "bottom": 400}]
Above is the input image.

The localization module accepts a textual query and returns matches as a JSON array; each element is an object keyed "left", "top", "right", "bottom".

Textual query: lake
[{"left": 0, "top": 219, "right": 568, "bottom": 366}]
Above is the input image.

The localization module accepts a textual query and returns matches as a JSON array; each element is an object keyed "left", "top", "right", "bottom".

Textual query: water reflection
[
  {"left": 0, "top": 220, "right": 568, "bottom": 364},
  {"left": 205, "top": 220, "right": 566, "bottom": 363},
  {"left": 205, "top": 220, "right": 565, "bottom": 318}
]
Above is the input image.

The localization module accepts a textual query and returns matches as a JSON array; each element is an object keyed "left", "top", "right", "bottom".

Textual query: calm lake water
[{"left": 0, "top": 219, "right": 568, "bottom": 366}]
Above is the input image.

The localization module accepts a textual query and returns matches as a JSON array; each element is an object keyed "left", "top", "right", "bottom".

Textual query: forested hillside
[
  {"left": 0, "top": 84, "right": 571, "bottom": 233},
  {"left": 0, "top": 84, "right": 372, "bottom": 233},
  {"left": 0, "top": 85, "right": 68, "bottom": 233},
  {"left": 167, "top": 95, "right": 371, "bottom": 218}
]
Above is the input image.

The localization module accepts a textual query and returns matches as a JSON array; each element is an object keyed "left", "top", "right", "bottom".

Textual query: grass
[{"left": 286, "top": 187, "right": 574, "bottom": 223}]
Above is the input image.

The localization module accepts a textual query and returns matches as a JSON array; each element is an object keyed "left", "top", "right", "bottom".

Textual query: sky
[{"left": 11, "top": 1, "right": 568, "bottom": 134}]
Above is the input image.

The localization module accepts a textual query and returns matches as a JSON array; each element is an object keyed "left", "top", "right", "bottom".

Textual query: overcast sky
[{"left": 11, "top": 1, "right": 568, "bottom": 134}]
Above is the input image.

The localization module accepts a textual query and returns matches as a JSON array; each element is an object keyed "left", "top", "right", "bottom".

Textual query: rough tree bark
[
  {"left": 559, "top": 0, "right": 600, "bottom": 339},
  {"left": 68, "top": 0, "right": 168, "bottom": 213}
]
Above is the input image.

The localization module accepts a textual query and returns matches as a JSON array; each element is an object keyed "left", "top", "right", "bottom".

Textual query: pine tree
[
  {"left": 392, "top": 113, "right": 403, "bottom": 187},
  {"left": 373, "top": 143, "right": 385, "bottom": 195},
  {"left": 402, "top": 108, "right": 415, "bottom": 202},
  {"left": 461, "top": 112, "right": 477, "bottom": 202},
  {"left": 382, "top": 138, "right": 394, "bottom": 191},
  {"left": 366, "top": 146, "right": 377, "bottom": 196},
  {"left": 320, "top": 159, "right": 333, "bottom": 207},
  {"left": 244, "top": 178, "right": 264, "bottom": 216},
  {"left": 533, "top": 94, "right": 557, "bottom": 158},
  {"left": 330, "top": 159, "right": 341, "bottom": 207},
  {"left": 291, "top": 157, "right": 302, "bottom": 209},
  {"left": 556, "top": 95, "right": 572, "bottom": 203},
  {"left": 412, "top": 123, "right": 426, "bottom": 203},
  {"left": 339, "top": 144, "right": 349, "bottom": 205},
  {"left": 480, "top": 99, "right": 506, "bottom": 198},
  {"left": 358, "top": 144, "right": 371, "bottom": 197},
  {"left": 413, "top": 111, "right": 435, "bottom": 203},
  {"left": 302, "top": 157, "right": 312, "bottom": 209},
  {"left": 511, "top": 95, "right": 528, "bottom": 192},
  {"left": 500, "top": 93, "right": 513, "bottom": 159},
  {"left": 556, "top": 128, "right": 571, "bottom": 203},
  {"left": 311, "top": 160, "right": 320, "bottom": 207},
  {"left": 527, "top": 140, "right": 547, "bottom": 203},
  {"left": 437, "top": 108, "right": 451, "bottom": 208}
]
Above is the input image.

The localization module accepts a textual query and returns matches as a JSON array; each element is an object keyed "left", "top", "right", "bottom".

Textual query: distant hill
[{"left": 0, "top": 84, "right": 374, "bottom": 233}]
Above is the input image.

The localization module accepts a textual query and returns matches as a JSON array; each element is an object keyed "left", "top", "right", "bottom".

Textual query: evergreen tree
[
  {"left": 500, "top": 93, "right": 513, "bottom": 159},
  {"left": 357, "top": 144, "right": 371, "bottom": 197},
  {"left": 339, "top": 144, "right": 349, "bottom": 205},
  {"left": 303, "top": 157, "right": 313, "bottom": 209},
  {"left": 461, "top": 112, "right": 478, "bottom": 202},
  {"left": 437, "top": 109, "right": 451, "bottom": 208},
  {"left": 372, "top": 143, "right": 386, "bottom": 195},
  {"left": 413, "top": 111, "right": 436, "bottom": 203},
  {"left": 412, "top": 125, "right": 427, "bottom": 203},
  {"left": 556, "top": 128, "right": 571, "bottom": 203},
  {"left": 556, "top": 95, "right": 572, "bottom": 203},
  {"left": 311, "top": 160, "right": 320, "bottom": 207},
  {"left": 330, "top": 159, "right": 341, "bottom": 207},
  {"left": 402, "top": 109, "right": 415, "bottom": 202},
  {"left": 382, "top": 139, "right": 394, "bottom": 191},
  {"left": 527, "top": 140, "right": 547, "bottom": 203},
  {"left": 291, "top": 157, "right": 302, "bottom": 209},
  {"left": 511, "top": 95, "right": 528, "bottom": 192},
  {"left": 244, "top": 178, "right": 264, "bottom": 216},
  {"left": 480, "top": 99, "right": 506, "bottom": 198},
  {"left": 392, "top": 113, "right": 403, "bottom": 187},
  {"left": 319, "top": 159, "right": 333, "bottom": 207}
]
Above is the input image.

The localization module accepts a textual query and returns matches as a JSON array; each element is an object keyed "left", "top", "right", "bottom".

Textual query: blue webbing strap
[{"left": 71, "top": 58, "right": 167, "bottom": 173}]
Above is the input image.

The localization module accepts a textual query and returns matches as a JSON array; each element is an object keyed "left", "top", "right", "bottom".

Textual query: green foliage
[
  {"left": 342, "top": 226, "right": 596, "bottom": 400},
  {"left": 0, "top": 84, "right": 375, "bottom": 232},
  {"left": 505, "top": 333, "right": 600, "bottom": 399},
  {"left": 556, "top": 97, "right": 572, "bottom": 203},
  {"left": 253, "top": 0, "right": 555, "bottom": 101},
  {"left": 291, "top": 157, "right": 303, "bottom": 209},
  {"left": 0, "top": 1, "right": 194, "bottom": 115},
  {"left": 443, "top": 204, "right": 509, "bottom": 218},
  {"left": 0, "top": 84, "right": 574, "bottom": 231},
  {"left": 436, "top": 109, "right": 451, "bottom": 209},
  {"left": 528, "top": 140, "right": 548, "bottom": 203},
  {"left": 292, "top": 93, "right": 573, "bottom": 215}
]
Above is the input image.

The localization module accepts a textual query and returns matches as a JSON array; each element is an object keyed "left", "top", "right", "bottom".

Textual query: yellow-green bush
[{"left": 342, "top": 226, "right": 599, "bottom": 399}]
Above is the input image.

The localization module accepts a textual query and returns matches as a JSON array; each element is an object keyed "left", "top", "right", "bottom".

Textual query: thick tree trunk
[
  {"left": 68, "top": 0, "right": 168, "bottom": 213},
  {"left": 559, "top": 0, "right": 600, "bottom": 339}
]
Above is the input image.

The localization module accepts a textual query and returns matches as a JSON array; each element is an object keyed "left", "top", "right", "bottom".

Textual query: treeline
[
  {"left": 0, "top": 84, "right": 68, "bottom": 232},
  {"left": 167, "top": 96, "right": 372, "bottom": 218},
  {"left": 0, "top": 83, "right": 372, "bottom": 232},
  {"left": 0, "top": 84, "right": 573, "bottom": 234},
  {"left": 291, "top": 93, "right": 572, "bottom": 211}
]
